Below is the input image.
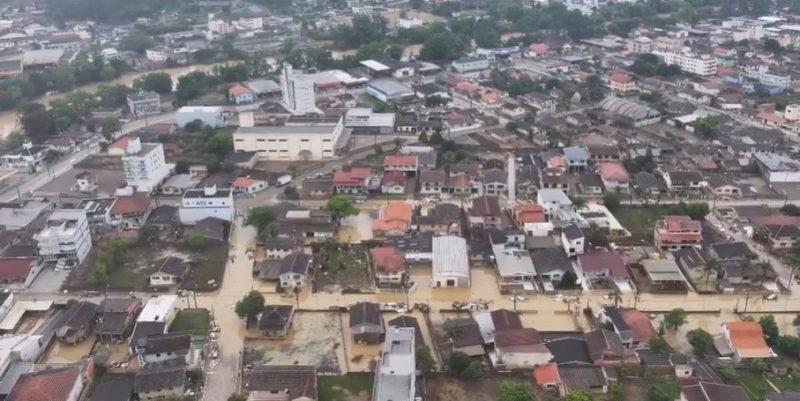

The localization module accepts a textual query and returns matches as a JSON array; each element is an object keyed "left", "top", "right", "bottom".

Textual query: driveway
[{"left": 26, "top": 266, "right": 69, "bottom": 294}]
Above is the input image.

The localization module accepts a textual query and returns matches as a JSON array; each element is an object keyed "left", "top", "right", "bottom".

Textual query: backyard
[
  {"left": 315, "top": 246, "right": 373, "bottom": 293},
  {"left": 613, "top": 206, "right": 672, "bottom": 239},
  {"left": 318, "top": 374, "right": 374, "bottom": 401},
  {"left": 716, "top": 368, "right": 796, "bottom": 401},
  {"left": 169, "top": 309, "right": 211, "bottom": 335}
]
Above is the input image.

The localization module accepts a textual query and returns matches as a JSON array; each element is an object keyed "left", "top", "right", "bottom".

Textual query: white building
[
  {"left": 235, "top": 17, "right": 263, "bottom": 31},
  {"left": 537, "top": 189, "right": 573, "bottom": 217},
  {"left": 127, "top": 91, "right": 161, "bottom": 117},
  {"left": 785, "top": 104, "right": 800, "bottom": 121},
  {"left": 344, "top": 108, "right": 396, "bottom": 134},
  {"left": 137, "top": 295, "right": 179, "bottom": 325},
  {"left": 373, "top": 327, "right": 415, "bottom": 401},
  {"left": 0, "top": 143, "right": 50, "bottom": 172},
  {"left": 178, "top": 185, "right": 235, "bottom": 225},
  {"left": 754, "top": 152, "right": 800, "bottom": 183},
  {"left": 233, "top": 116, "right": 348, "bottom": 161},
  {"left": 121, "top": 138, "right": 171, "bottom": 193},
  {"left": 432, "top": 236, "right": 470, "bottom": 288},
  {"left": 743, "top": 65, "right": 791, "bottom": 89},
  {"left": 35, "top": 209, "right": 92, "bottom": 264},
  {"left": 145, "top": 48, "right": 170, "bottom": 62},
  {"left": 174, "top": 106, "right": 226, "bottom": 128},
  {"left": 654, "top": 51, "right": 717, "bottom": 76},
  {"left": 280, "top": 64, "right": 317, "bottom": 114}
]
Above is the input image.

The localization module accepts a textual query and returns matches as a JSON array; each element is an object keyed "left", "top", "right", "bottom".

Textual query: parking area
[
  {"left": 243, "top": 311, "right": 346, "bottom": 374},
  {"left": 33, "top": 167, "right": 125, "bottom": 200},
  {"left": 27, "top": 265, "right": 69, "bottom": 293}
]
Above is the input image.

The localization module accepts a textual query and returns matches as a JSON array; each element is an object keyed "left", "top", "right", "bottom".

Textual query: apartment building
[
  {"left": 178, "top": 186, "right": 235, "bottom": 225},
  {"left": 654, "top": 215, "right": 703, "bottom": 251},
  {"left": 35, "top": 209, "right": 92, "bottom": 263},
  {"left": 655, "top": 51, "right": 717, "bottom": 76},
  {"left": 121, "top": 138, "right": 171, "bottom": 193}
]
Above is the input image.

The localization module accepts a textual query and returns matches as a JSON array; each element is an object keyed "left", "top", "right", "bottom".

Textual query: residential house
[
  {"left": 148, "top": 257, "right": 190, "bottom": 287},
  {"left": 373, "top": 203, "right": 413, "bottom": 237},
  {"left": 561, "top": 225, "right": 585, "bottom": 257},
  {"left": 419, "top": 170, "right": 447, "bottom": 196},
  {"left": 758, "top": 224, "right": 800, "bottom": 250},
  {"left": 232, "top": 177, "right": 267, "bottom": 194},
  {"left": 135, "top": 367, "right": 185, "bottom": 401},
  {"left": 258, "top": 305, "right": 294, "bottom": 338},
  {"left": 333, "top": 167, "right": 371, "bottom": 194},
  {"left": 514, "top": 204, "right": 546, "bottom": 225},
  {"left": 278, "top": 253, "right": 312, "bottom": 290},
  {"left": 597, "top": 162, "right": 630, "bottom": 193},
  {"left": 579, "top": 173, "right": 604, "bottom": 194},
  {"left": 608, "top": 72, "right": 636, "bottom": 94},
  {"left": 413, "top": 204, "right": 462, "bottom": 235},
  {"left": 381, "top": 171, "right": 407, "bottom": 195},
  {"left": 88, "top": 378, "right": 134, "bottom": 401},
  {"left": 7, "top": 364, "right": 92, "bottom": 401},
  {"left": 264, "top": 238, "right": 301, "bottom": 260},
  {"left": 443, "top": 318, "right": 484, "bottom": 356},
  {"left": 588, "top": 145, "right": 621, "bottom": 162},
  {"left": 110, "top": 196, "right": 153, "bottom": 229},
  {"left": 585, "top": 329, "right": 640, "bottom": 364},
  {"left": 372, "top": 247, "right": 406, "bottom": 287},
  {"left": 654, "top": 215, "right": 703, "bottom": 251},
  {"left": 545, "top": 336, "right": 596, "bottom": 365},
  {"left": 718, "top": 321, "right": 774, "bottom": 362},
  {"left": 36, "top": 209, "right": 92, "bottom": 264},
  {"left": 705, "top": 175, "right": 741, "bottom": 198},
  {"left": 137, "top": 333, "right": 192, "bottom": 367},
  {"left": 468, "top": 196, "right": 503, "bottom": 228},
  {"left": 190, "top": 217, "right": 227, "bottom": 243},
  {"left": 537, "top": 189, "right": 572, "bottom": 218},
  {"left": 96, "top": 298, "right": 142, "bottom": 342},
  {"left": 534, "top": 363, "right": 561, "bottom": 389},
  {"left": 0, "top": 258, "right": 42, "bottom": 289},
  {"left": 494, "top": 328, "right": 553, "bottom": 369},
  {"left": 578, "top": 251, "right": 628, "bottom": 280},
  {"left": 388, "top": 315, "right": 425, "bottom": 348},
  {"left": 493, "top": 246, "right": 537, "bottom": 292},
  {"left": 244, "top": 366, "right": 317, "bottom": 401},
  {"left": 664, "top": 171, "right": 707, "bottom": 191},
  {"left": 373, "top": 327, "right": 416, "bottom": 401},
  {"left": 520, "top": 92, "right": 557, "bottom": 113},
  {"left": 563, "top": 146, "right": 590, "bottom": 171},
  {"left": 179, "top": 186, "right": 235, "bottom": 225},
  {"left": 556, "top": 365, "right": 608, "bottom": 396},
  {"left": 633, "top": 172, "right": 661, "bottom": 196},
  {"left": 708, "top": 242, "right": 756, "bottom": 262},
  {"left": 349, "top": 302, "right": 384, "bottom": 344},
  {"left": 56, "top": 301, "right": 100, "bottom": 344},
  {"left": 680, "top": 382, "right": 749, "bottom": 401},
  {"left": 483, "top": 169, "right": 507, "bottom": 196},
  {"left": 127, "top": 91, "right": 161, "bottom": 117},
  {"left": 531, "top": 248, "right": 573, "bottom": 282},
  {"left": 384, "top": 155, "right": 418, "bottom": 175},
  {"left": 228, "top": 84, "right": 255, "bottom": 104}
]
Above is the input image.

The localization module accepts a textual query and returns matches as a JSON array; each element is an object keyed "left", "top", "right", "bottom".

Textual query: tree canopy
[
  {"left": 694, "top": 116, "right": 720, "bottom": 139},
  {"left": 326, "top": 196, "right": 360, "bottom": 223},
  {"left": 133, "top": 72, "right": 173, "bottom": 94},
  {"left": 498, "top": 382, "right": 535, "bottom": 401},
  {"left": 234, "top": 291, "right": 265, "bottom": 323},
  {"left": 663, "top": 308, "right": 687, "bottom": 331},
  {"left": 687, "top": 328, "right": 714, "bottom": 355}
]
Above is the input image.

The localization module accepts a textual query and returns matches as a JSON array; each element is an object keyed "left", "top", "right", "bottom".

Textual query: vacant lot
[
  {"left": 316, "top": 247, "right": 372, "bottom": 293},
  {"left": 243, "top": 312, "right": 345, "bottom": 374},
  {"left": 425, "top": 374, "right": 536, "bottom": 401},
  {"left": 169, "top": 309, "right": 211, "bottom": 335},
  {"left": 614, "top": 206, "right": 671, "bottom": 239},
  {"left": 318, "top": 374, "right": 373, "bottom": 401}
]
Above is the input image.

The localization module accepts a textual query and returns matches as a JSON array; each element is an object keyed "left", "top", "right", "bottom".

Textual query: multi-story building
[
  {"left": 280, "top": 63, "right": 317, "bottom": 114},
  {"left": 373, "top": 327, "right": 416, "bottom": 401},
  {"left": 608, "top": 73, "right": 636, "bottom": 94},
  {"left": 654, "top": 215, "right": 703, "bottom": 251},
  {"left": 344, "top": 108, "right": 396, "bottom": 134},
  {"left": 178, "top": 185, "right": 234, "bottom": 225},
  {"left": 121, "top": 138, "right": 171, "bottom": 193},
  {"left": 655, "top": 51, "right": 717, "bottom": 76},
  {"left": 742, "top": 65, "right": 791, "bottom": 89},
  {"left": 174, "top": 106, "right": 226, "bottom": 128},
  {"left": 127, "top": 91, "right": 161, "bottom": 117},
  {"left": 35, "top": 209, "right": 92, "bottom": 263},
  {"left": 233, "top": 116, "right": 348, "bottom": 161},
  {"left": 629, "top": 36, "right": 653, "bottom": 53},
  {"left": 0, "top": 142, "right": 50, "bottom": 172}
]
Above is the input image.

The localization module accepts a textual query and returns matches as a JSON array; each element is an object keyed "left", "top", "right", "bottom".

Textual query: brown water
[{"left": 45, "top": 336, "right": 96, "bottom": 363}]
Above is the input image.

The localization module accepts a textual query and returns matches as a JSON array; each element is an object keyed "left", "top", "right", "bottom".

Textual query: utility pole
[{"left": 743, "top": 291, "right": 751, "bottom": 313}]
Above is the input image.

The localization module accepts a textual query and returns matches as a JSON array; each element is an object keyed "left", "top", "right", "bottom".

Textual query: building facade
[{"left": 35, "top": 209, "right": 92, "bottom": 263}]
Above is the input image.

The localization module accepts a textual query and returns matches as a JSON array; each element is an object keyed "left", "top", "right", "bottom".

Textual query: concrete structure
[
  {"left": 1, "top": 143, "right": 50, "bottom": 172},
  {"left": 753, "top": 153, "right": 800, "bottom": 183},
  {"left": 655, "top": 51, "right": 717, "bottom": 76},
  {"left": 137, "top": 295, "right": 179, "bottom": 325},
  {"left": 367, "top": 80, "right": 415, "bottom": 103},
  {"left": 35, "top": 209, "right": 92, "bottom": 264},
  {"left": 233, "top": 117, "right": 348, "bottom": 161},
  {"left": 280, "top": 63, "right": 317, "bottom": 114},
  {"left": 432, "top": 236, "right": 470, "bottom": 288},
  {"left": 174, "top": 106, "right": 226, "bottom": 128},
  {"left": 537, "top": 189, "right": 573, "bottom": 217},
  {"left": 451, "top": 57, "right": 491, "bottom": 73},
  {"left": 654, "top": 215, "right": 703, "bottom": 251},
  {"left": 373, "top": 327, "right": 415, "bottom": 401},
  {"left": 719, "top": 321, "right": 775, "bottom": 362},
  {"left": 127, "top": 91, "right": 160, "bottom": 117},
  {"left": 178, "top": 186, "right": 234, "bottom": 225},
  {"left": 344, "top": 108, "right": 396, "bottom": 134},
  {"left": 121, "top": 138, "right": 171, "bottom": 193},
  {"left": 785, "top": 104, "right": 800, "bottom": 121}
]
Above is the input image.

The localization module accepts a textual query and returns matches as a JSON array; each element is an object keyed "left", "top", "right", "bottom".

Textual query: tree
[
  {"left": 206, "top": 132, "right": 233, "bottom": 156},
  {"left": 777, "top": 334, "right": 800, "bottom": 356},
  {"left": 187, "top": 233, "right": 206, "bottom": 251},
  {"left": 764, "top": 38, "right": 784, "bottom": 53},
  {"left": 603, "top": 193, "right": 621, "bottom": 212},
  {"left": 426, "top": 95, "right": 448, "bottom": 107},
  {"left": 175, "top": 71, "right": 212, "bottom": 106},
  {"left": 684, "top": 202, "right": 710, "bottom": 220},
  {"left": 781, "top": 204, "right": 800, "bottom": 216},
  {"left": 420, "top": 32, "right": 467, "bottom": 62},
  {"left": 664, "top": 308, "right": 687, "bottom": 331},
  {"left": 101, "top": 117, "right": 121, "bottom": 141},
  {"left": 561, "top": 391, "right": 595, "bottom": 401},
  {"left": 119, "top": 32, "right": 155, "bottom": 54},
  {"left": 759, "top": 315, "right": 779, "bottom": 342},
  {"left": 703, "top": 258, "right": 720, "bottom": 291},
  {"left": 460, "top": 360, "right": 483, "bottom": 379},
  {"left": 608, "top": 383, "right": 624, "bottom": 401},
  {"left": 794, "top": 313, "right": 800, "bottom": 327},
  {"left": 139, "top": 225, "right": 159, "bottom": 245},
  {"left": 558, "top": 271, "right": 578, "bottom": 289},
  {"left": 96, "top": 84, "right": 132, "bottom": 107},
  {"left": 694, "top": 116, "right": 720, "bottom": 139},
  {"left": 687, "top": 328, "right": 714, "bottom": 355},
  {"left": 234, "top": 291, "right": 265, "bottom": 326},
  {"left": 18, "top": 103, "right": 56, "bottom": 142},
  {"left": 449, "top": 351, "right": 472, "bottom": 374},
  {"left": 498, "top": 382, "right": 535, "bottom": 401},
  {"left": 227, "top": 394, "right": 248, "bottom": 401},
  {"left": 649, "top": 337, "right": 670, "bottom": 353},
  {"left": 326, "top": 196, "right": 359, "bottom": 224},
  {"left": 418, "top": 132, "right": 429, "bottom": 143},
  {"left": 133, "top": 72, "right": 173, "bottom": 94},
  {"left": 646, "top": 381, "right": 680, "bottom": 401},
  {"left": 416, "top": 346, "right": 436, "bottom": 373},
  {"left": 246, "top": 207, "right": 276, "bottom": 233}
]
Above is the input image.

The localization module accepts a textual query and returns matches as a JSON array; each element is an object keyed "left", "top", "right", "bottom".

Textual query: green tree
[
  {"left": 175, "top": 71, "right": 212, "bottom": 105},
  {"left": 187, "top": 233, "right": 206, "bottom": 251},
  {"left": 449, "top": 351, "right": 471, "bottom": 373},
  {"left": 133, "top": 72, "right": 173, "bottom": 94},
  {"left": 646, "top": 381, "right": 680, "bottom": 401},
  {"left": 694, "top": 116, "right": 720, "bottom": 139},
  {"left": 418, "top": 132, "right": 429, "bottom": 143},
  {"left": 764, "top": 38, "right": 784, "bottom": 53},
  {"left": 781, "top": 204, "right": 800, "bottom": 216},
  {"left": 18, "top": 103, "right": 56, "bottom": 142},
  {"left": 234, "top": 291, "right": 265, "bottom": 326},
  {"left": 246, "top": 207, "right": 276, "bottom": 233},
  {"left": 717, "top": 367, "right": 739, "bottom": 382},
  {"left": 664, "top": 308, "right": 687, "bottom": 331},
  {"left": 96, "top": 84, "right": 132, "bottom": 107},
  {"left": 206, "top": 132, "right": 233, "bottom": 156},
  {"left": 429, "top": 131, "right": 444, "bottom": 145},
  {"left": 603, "top": 193, "right": 621, "bottom": 212},
  {"left": 608, "top": 383, "right": 624, "bottom": 401},
  {"left": 416, "top": 346, "right": 436, "bottom": 373},
  {"left": 558, "top": 271, "right": 578, "bottom": 289},
  {"left": 119, "top": 32, "right": 155, "bottom": 54},
  {"left": 101, "top": 117, "right": 121, "bottom": 141},
  {"left": 687, "top": 328, "right": 714, "bottom": 355},
  {"left": 777, "top": 335, "right": 800, "bottom": 356},
  {"left": 139, "top": 225, "right": 160, "bottom": 245},
  {"left": 326, "top": 196, "right": 359, "bottom": 224},
  {"left": 649, "top": 337, "right": 670, "bottom": 353},
  {"left": 498, "top": 382, "right": 535, "bottom": 401},
  {"left": 460, "top": 360, "right": 483, "bottom": 379},
  {"left": 561, "top": 391, "right": 595, "bottom": 401},
  {"left": 684, "top": 202, "right": 710, "bottom": 220},
  {"left": 703, "top": 258, "right": 720, "bottom": 291},
  {"left": 759, "top": 315, "right": 779, "bottom": 342},
  {"left": 227, "top": 394, "right": 248, "bottom": 401},
  {"left": 420, "top": 32, "right": 467, "bottom": 62}
]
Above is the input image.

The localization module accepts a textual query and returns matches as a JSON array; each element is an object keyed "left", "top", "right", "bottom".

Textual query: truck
[{"left": 275, "top": 175, "right": 292, "bottom": 187}]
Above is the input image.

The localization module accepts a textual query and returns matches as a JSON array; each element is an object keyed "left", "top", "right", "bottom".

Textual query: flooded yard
[
  {"left": 45, "top": 336, "right": 96, "bottom": 364},
  {"left": 338, "top": 212, "right": 373, "bottom": 243},
  {"left": 518, "top": 311, "right": 584, "bottom": 331},
  {"left": 316, "top": 246, "right": 373, "bottom": 293},
  {"left": 243, "top": 312, "right": 345, "bottom": 374},
  {"left": 662, "top": 311, "right": 738, "bottom": 353}
]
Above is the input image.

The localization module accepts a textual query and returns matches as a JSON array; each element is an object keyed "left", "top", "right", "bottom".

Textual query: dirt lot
[
  {"left": 315, "top": 246, "right": 373, "bottom": 293},
  {"left": 243, "top": 312, "right": 346, "bottom": 374},
  {"left": 424, "top": 374, "right": 538, "bottom": 401}
]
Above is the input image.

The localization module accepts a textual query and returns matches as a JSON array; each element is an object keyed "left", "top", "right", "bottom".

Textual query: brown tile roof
[
  {"left": 621, "top": 310, "right": 657, "bottom": 343},
  {"left": 372, "top": 247, "right": 405, "bottom": 273},
  {"left": 577, "top": 251, "right": 627, "bottom": 277},
  {"left": 0, "top": 257, "right": 37, "bottom": 281},
  {"left": 7, "top": 366, "right": 81, "bottom": 401},
  {"left": 495, "top": 328, "right": 542, "bottom": 347},
  {"left": 490, "top": 309, "right": 523, "bottom": 330},
  {"left": 110, "top": 196, "right": 152, "bottom": 216},
  {"left": 245, "top": 365, "right": 317, "bottom": 400},
  {"left": 469, "top": 196, "right": 502, "bottom": 217}
]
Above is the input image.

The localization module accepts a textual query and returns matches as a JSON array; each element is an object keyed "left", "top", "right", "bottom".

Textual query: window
[
  {"left": 279, "top": 139, "right": 287, "bottom": 142},
  {"left": 301, "top": 139, "right": 310, "bottom": 142},
  {"left": 235, "top": 139, "right": 243, "bottom": 142},
  {"left": 257, "top": 139, "right": 265, "bottom": 142}
]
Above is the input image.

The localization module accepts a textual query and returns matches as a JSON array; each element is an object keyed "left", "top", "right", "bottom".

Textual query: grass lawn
[
  {"left": 721, "top": 369, "right": 775, "bottom": 401},
  {"left": 771, "top": 374, "right": 800, "bottom": 392},
  {"left": 613, "top": 206, "right": 672, "bottom": 238},
  {"left": 316, "top": 247, "right": 372, "bottom": 291},
  {"left": 318, "top": 375, "right": 374, "bottom": 401},
  {"left": 169, "top": 309, "right": 211, "bottom": 335},
  {"left": 180, "top": 243, "right": 228, "bottom": 291}
]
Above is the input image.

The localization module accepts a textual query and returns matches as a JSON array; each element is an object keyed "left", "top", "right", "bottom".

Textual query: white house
[
  {"left": 537, "top": 189, "right": 572, "bottom": 217},
  {"left": 35, "top": 209, "right": 92, "bottom": 264},
  {"left": 432, "top": 236, "right": 470, "bottom": 288},
  {"left": 0, "top": 143, "right": 50, "bottom": 172},
  {"left": 494, "top": 328, "right": 554, "bottom": 369},
  {"left": 137, "top": 295, "right": 179, "bottom": 326},
  {"left": 174, "top": 106, "right": 226, "bottom": 128},
  {"left": 561, "top": 225, "right": 585, "bottom": 257},
  {"left": 373, "top": 327, "right": 416, "bottom": 401},
  {"left": 121, "top": 138, "right": 171, "bottom": 193},
  {"left": 178, "top": 186, "right": 235, "bottom": 225}
]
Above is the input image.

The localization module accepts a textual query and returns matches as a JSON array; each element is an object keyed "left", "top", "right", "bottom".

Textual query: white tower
[{"left": 507, "top": 153, "right": 516, "bottom": 204}]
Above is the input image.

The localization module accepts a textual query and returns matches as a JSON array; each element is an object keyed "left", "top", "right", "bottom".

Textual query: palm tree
[
  {"left": 703, "top": 258, "right": 720, "bottom": 292},
  {"left": 571, "top": 196, "right": 587, "bottom": 210}
]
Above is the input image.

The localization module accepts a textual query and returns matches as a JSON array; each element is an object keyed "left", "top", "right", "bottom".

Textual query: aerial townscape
[{"left": 8, "top": 1, "right": 800, "bottom": 401}]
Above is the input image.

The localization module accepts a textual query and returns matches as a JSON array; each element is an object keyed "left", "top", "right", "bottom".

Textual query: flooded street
[
  {"left": 45, "top": 336, "right": 96, "bottom": 363},
  {"left": 0, "top": 64, "right": 222, "bottom": 138}
]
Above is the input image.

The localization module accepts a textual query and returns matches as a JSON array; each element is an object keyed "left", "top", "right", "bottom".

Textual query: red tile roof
[
  {"left": 578, "top": 251, "right": 627, "bottom": 277},
  {"left": 6, "top": 366, "right": 80, "bottom": 401},
  {"left": 108, "top": 137, "right": 129, "bottom": 151},
  {"left": 372, "top": 247, "right": 405, "bottom": 273},
  {"left": 373, "top": 203, "right": 412, "bottom": 232},
  {"left": 534, "top": 363, "right": 560, "bottom": 386},
  {"left": 610, "top": 72, "right": 632, "bottom": 84},
  {"left": 110, "top": 196, "right": 152, "bottom": 216},
  {"left": 529, "top": 43, "right": 549, "bottom": 55},
  {"left": 621, "top": 309, "right": 656, "bottom": 343},
  {"left": 333, "top": 168, "right": 371, "bottom": 186},
  {"left": 597, "top": 162, "right": 630, "bottom": 182},
  {"left": 0, "top": 258, "right": 36, "bottom": 281},
  {"left": 384, "top": 155, "right": 417, "bottom": 167},
  {"left": 381, "top": 171, "right": 406, "bottom": 186},
  {"left": 228, "top": 84, "right": 253, "bottom": 97},
  {"left": 515, "top": 204, "right": 545, "bottom": 223},
  {"left": 232, "top": 177, "right": 257, "bottom": 188},
  {"left": 725, "top": 321, "right": 770, "bottom": 358}
]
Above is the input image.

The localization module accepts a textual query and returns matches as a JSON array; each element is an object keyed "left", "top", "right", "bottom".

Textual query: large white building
[
  {"left": 178, "top": 185, "right": 235, "bottom": 225},
  {"left": 121, "top": 137, "right": 171, "bottom": 193},
  {"left": 373, "top": 327, "right": 415, "bottom": 401},
  {"left": 654, "top": 51, "right": 717, "bottom": 76},
  {"left": 344, "top": 108, "right": 396, "bottom": 134},
  {"left": 233, "top": 116, "right": 349, "bottom": 161},
  {"left": 35, "top": 209, "right": 92, "bottom": 264},
  {"left": 174, "top": 106, "right": 226, "bottom": 128},
  {"left": 280, "top": 64, "right": 317, "bottom": 114},
  {"left": 754, "top": 152, "right": 800, "bottom": 183},
  {"left": 432, "top": 236, "right": 470, "bottom": 288}
]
